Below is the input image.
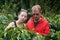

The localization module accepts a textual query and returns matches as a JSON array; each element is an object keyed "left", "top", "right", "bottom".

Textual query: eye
[
  {"left": 32, "top": 13, "right": 39, "bottom": 16},
  {"left": 24, "top": 15, "right": 27, "bottom": 18},
  {"left": 21, "top": 15, "right": 27, "bottom": 18},
  {"left": 21, "top": 15, "right": 24, "bottom": 17}
]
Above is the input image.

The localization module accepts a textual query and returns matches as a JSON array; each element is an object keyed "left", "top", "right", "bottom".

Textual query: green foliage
[
  {"left": 0, "top": 26, "right": 44, "bottom": 40},
  {"left": 0, "top": 0, "right": 60, "bottom": 40},
  {"left": 44, "top": 15, "right": 60, "bottom": 31},
  {"left": 0, "top": 0, "right": 60, "bottom": 14},
  {"left": 44, "top": 15, "right": 60, "bottom": 40},
  {"left": 0, "top": 13, "right": 60, "bottom": 40},
  {"left": 0, "top": 14, "right": 14, "bottom": 32},
  {"left": 55, "top": 31, "right": 60, "bottom": 40}
]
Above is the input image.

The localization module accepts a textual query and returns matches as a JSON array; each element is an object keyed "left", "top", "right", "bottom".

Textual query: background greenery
[{"left": 0, "top": 0, "right": 60, "bottom": 40}]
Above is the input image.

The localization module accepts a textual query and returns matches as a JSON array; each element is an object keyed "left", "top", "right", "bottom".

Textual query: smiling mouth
[
  {"left": 34, "top": 17, "right": 38, "bottom": 19},
  {"left": 22, "top": 19, "right": 25, "bottom": 21}
]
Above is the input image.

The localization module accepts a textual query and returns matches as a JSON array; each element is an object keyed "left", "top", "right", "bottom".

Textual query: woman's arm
[{"left": 4, "top": 22, "right": 15, "bottom": 31}]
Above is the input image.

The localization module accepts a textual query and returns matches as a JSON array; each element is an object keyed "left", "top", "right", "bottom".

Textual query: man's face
[{"left": 32, "top": 8, "right": 40, "bottom": 21}]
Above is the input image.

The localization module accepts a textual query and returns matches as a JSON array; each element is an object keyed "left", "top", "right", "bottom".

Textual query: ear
[
  {"left": 41, "top": 10, "right": 42, "bottom": 13},
  {"left": 40, "top": 10, "right": 42, "bottom": 13}
]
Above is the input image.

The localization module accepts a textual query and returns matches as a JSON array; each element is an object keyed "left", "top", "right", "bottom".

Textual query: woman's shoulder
[
  {"left": 9, "top": 22, "right": 14, "bottom": 25},
  {"left": 4, "top": 22, "right": 15, "bottom": 31},
  {"left": 8, "top": 22, "right": 15, "bottom": 27}
]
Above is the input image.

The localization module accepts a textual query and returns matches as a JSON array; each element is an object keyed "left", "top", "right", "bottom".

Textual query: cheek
[
  {"left": 24, "top": 17, "right": 27, "bottom": 20},
  {"left": 18, "top": 16, "right": 21, "bottom": 19},
  {"left": 37, "top": 16, "right": 40, "bottom": 18}
]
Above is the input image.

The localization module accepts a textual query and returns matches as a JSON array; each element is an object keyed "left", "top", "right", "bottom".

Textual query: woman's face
[{"left": 18, "top": 12, "right": 27, "bottom": 23}]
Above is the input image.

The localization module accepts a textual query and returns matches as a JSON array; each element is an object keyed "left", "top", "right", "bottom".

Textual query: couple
[{"left": 5, "top": 5, "right": 50, "bottom": 36}]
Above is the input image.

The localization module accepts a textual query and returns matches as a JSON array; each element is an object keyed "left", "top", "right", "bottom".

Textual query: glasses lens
[{"left": 32, "top": 14, "right": 39, "bottom": 16}]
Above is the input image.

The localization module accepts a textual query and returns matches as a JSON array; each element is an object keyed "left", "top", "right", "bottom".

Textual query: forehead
[
  {"left": 20, "top": 12, "right": 27, "bottom": 15},
  {"left": 19, "top": 12, "right": 27, "bottom": 16},
  {"left": 32, "top": 7, "right": 39, "bottom": 10},
  {"left": 32, "top": 5, "right": 41, "bottom": 11},
  {"left": 32, "top": 8, "right": 40, "bottom": 14}
]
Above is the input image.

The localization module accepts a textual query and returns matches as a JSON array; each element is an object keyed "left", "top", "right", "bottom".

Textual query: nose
[
  {"left": 35, "top": 14, "right": 37, "bottom": 16},
  {"left": 22, "top": 16, "right": 24, "bottom": 18},
  {"left": 34, "top": 14, "right": 37, "bottom": 18}
]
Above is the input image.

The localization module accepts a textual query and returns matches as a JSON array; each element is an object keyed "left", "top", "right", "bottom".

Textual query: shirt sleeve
[{"left": 41, "top": 23, "right": 50, "bottom": 36}]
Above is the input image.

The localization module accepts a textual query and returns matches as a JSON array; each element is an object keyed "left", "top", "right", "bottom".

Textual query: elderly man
[{"left": 26, "top": 5, "right": 50, "bottom": 36}]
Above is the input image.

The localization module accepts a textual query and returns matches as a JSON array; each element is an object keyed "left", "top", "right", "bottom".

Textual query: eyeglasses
[{"left": 32, "top": 14, "right": 39, "bottom": 16}]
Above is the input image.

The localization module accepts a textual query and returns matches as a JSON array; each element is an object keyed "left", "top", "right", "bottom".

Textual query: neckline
[{"left": 14, "top": 21, "right": 25, "bottom": 27}]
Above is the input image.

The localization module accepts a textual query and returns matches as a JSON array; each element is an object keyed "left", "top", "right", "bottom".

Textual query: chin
[
  {"left": 21, "top": 21, "right": 25, "bottom": 23},
  {"left": 35, "top": 18, "right": 39, "bottom": 20},
  {"left": 35, "top": 18, "right": 38, "bottom": 20}
]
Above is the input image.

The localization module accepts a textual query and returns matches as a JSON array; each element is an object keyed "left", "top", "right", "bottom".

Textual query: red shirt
[{"left": 26, "top": 16, "right": 50, "bottom": 36}]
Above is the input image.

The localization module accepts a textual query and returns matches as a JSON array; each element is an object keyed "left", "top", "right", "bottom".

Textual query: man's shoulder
[
  {"left": 41, "top": 17, "right": 49, "bottom": 24},
  {"left": 40, "top": 16, "right": 48, "bottom": 23},
  {"left": 40, "top": 18, "right": 50, "bottom": 27}
]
